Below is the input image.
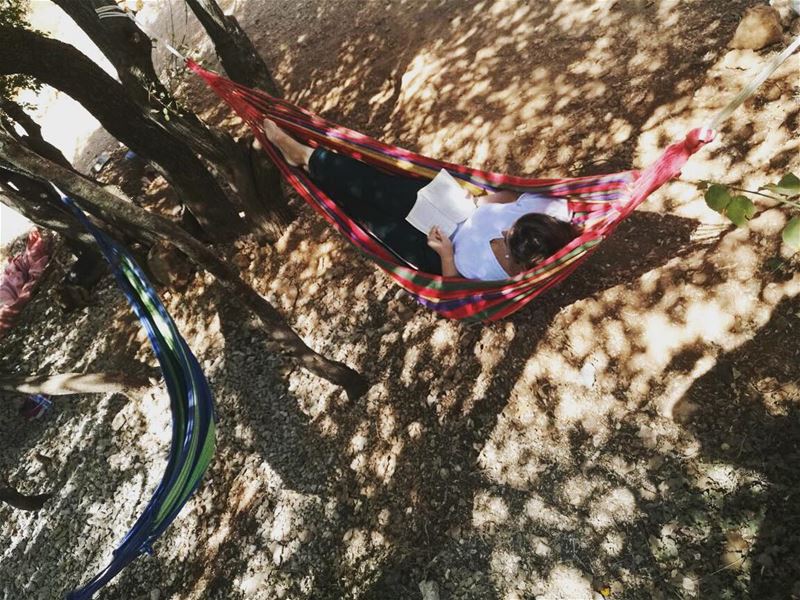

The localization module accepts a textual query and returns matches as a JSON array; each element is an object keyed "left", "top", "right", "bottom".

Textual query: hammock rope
[
  {"left": 55, "top": 192, "right": 216, "bottom": 600},
  {"left": 705, "top": 34, "right": 800, "bottom": 130}
]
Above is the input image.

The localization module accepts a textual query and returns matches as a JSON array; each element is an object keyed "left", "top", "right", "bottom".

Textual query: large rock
[{"left": 730, "top": 5, "right": 784, "bottom": 50}]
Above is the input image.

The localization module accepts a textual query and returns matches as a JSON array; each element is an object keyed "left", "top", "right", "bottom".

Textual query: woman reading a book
[{"left": 263, "top": 119, "right": 577, "bottom": 280}]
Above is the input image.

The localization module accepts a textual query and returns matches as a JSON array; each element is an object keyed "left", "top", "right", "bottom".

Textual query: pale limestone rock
[
  {"left": 419, "top": 580, "right": 440, "bottom": 600},
  {"left": 769, "top": 0, "right": 800, "bottom": 25},
  {"left": 731, "top": 5, "right": 784, "bottom": 50}
]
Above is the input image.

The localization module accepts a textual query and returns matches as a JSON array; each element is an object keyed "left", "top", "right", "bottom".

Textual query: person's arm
[
  {"left": 475, "top": 190, "right": 520, "bottom": 206},
  {"left": 427, "top": 226, "right": 461, "bottom": 277},
  {"left": 438, "top": 252, "right": 460, "bottom": 277}
]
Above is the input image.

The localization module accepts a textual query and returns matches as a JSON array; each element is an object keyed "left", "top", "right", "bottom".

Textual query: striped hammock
[
  {"left": 59, "top": 194, "right": 216, "bottom": 600},
  {"left": 187, "top": 61, "right": 713, "bottom": 322}
]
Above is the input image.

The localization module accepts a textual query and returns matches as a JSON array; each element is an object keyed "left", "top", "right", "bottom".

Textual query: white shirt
[{"left": 452, "top": 193, "right": 571, "bottom": 280}]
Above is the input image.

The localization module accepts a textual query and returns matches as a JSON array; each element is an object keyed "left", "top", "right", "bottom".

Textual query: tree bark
[
  {"left": 0, "top": 370, "right": 154, "bottom": 395},
  {"left": 0, "top": 25, "right": 243, "bottom": 240},
  {"left": 0, "top": 105, "right": 110, "bottom": 282},
  {"left": 0, "top": 168, "right": 96, "bottom": 250},
  {"left": 184, "top": 0, "right": 280, "bottom": 94},
  {"left": 0, "top": 98, "right": 74, "bottom": 170},
  {"left": 183, "top": 0, "right": 293, "bottom": 237},
  {"left": 51, "top": 0, "right": 225, "bottom": 161},
  {"left": 0, "top": 481, "right": 51, "bottom": 511},
  {"left": 0, "top": 128, "right": 368, "bottom": 399},
  {"left": 51, "top": 0, "right": 293, "bottom": 241}
]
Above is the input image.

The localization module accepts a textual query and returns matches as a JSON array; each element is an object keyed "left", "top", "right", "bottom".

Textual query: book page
[
  {"left": 419, "top": 169, "right": 475, "bottom": 223},
  {"left": 405, "top": 198, "right": 459, "bottom": 237},
  {"left": 405, "top": 169, "right": 475, "bottom": 236}
]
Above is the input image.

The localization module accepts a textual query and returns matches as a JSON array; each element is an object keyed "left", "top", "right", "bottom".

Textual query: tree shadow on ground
[
  {"left": 0, "top": 389, "right": 159, "bottom": 599},
  {"left": 230, "top": 0, "right": 760, "bottom": 175},
  {"left": 672, "top": 294, "right": 800, "bottom": 600},
  {"left": 4, "top": 0, "right": 793, "bottom": 597}
]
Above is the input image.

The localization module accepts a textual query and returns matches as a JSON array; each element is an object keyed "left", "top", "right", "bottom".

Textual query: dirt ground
[{"left": 2, "top": 1, "right": 800, "bottom": 599}]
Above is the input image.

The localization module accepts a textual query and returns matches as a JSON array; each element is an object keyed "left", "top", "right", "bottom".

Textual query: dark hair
[{"left": 506, "top": 213, "right": 578, "bottom": 268}]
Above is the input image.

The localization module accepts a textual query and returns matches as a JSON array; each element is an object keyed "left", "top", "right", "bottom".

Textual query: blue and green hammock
[{"left": 57, "top": 193, "right": 216, "bottom": 600}]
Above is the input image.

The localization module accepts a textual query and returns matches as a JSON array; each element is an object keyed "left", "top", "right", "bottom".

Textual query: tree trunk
[
  {"left": 0, "top": 168, "right": 96, "bottom": 251},
  {"left": 184, "top": 0, "right": 293, "bottom": 236},
  {"left": 0, "top": 98, "right": 75, "bottom": 171},
  {"left": 51, "top": 0, "right": 225, "bottom": 161},
  {"left": 0, "top": 481, "right": 51, "bottom": 511},
  {"left": 0, "top": 128, "right": 368, "bottom": 399},
  {"left": 184, "top": 0, "right": 280, "bottom": 94},
  {"left": 52, "top": 0, "right": 293, "bottom": 241},
  {"left": 1, "top": 99, "right": 107, "bottom": 280},
  {"left": 0, "top": 370, "right": 154, "bottom": 395},
  {"left": 0, "top": 25, "right": 243, "bottom": 240}
]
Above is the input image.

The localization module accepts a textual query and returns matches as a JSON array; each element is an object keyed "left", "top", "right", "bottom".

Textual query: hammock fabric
[
  {"left": 58, "top": 195, "right": 216, "bottom": 600},
  {"left": 0, "top": 229, "right": 50, "bottom": 335},
  {"left": 186, "top": 61, "right": 714, "bottom": 322}
]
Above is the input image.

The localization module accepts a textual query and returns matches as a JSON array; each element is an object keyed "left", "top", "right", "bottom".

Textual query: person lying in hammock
[{"left": 263, "top": 119, "right": 578, "bottom": 280}]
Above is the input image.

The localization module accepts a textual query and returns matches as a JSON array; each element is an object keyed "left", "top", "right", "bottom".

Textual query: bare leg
[{"left": 262, "top": 119, "right": 314, "bottom": 169}]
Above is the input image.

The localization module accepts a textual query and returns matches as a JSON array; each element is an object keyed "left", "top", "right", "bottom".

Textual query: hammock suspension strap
[{"left": 706, "top": 34, "right": 800, "bottom": 130}]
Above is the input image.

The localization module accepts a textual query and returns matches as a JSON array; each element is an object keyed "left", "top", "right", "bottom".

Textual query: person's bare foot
[{"left": 262, "top": 119, "right": 313, "bottom": 168}]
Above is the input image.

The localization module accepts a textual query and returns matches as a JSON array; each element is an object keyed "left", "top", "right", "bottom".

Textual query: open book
[{"left": 405, "top": 169, "right": 475, "bottom": 237}]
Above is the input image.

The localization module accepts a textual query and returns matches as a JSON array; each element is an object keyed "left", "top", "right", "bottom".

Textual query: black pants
[{"left": 308, "top": 148, "right": 443, "bottom": 274}]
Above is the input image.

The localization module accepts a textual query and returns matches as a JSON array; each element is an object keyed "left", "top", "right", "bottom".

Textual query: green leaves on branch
[
  {"left": 762, "top": 173, "right": 800, "bottom": 198},
  {"left": 0, "top": 0, "right": 41, "bottom": 100},
  {"left": 705, "top": 184, "right": 731, "bottom": 212},
  {"left": 727, "top": 196, "right": 756, "bottom": 227},
  {"left": 702, "top": 172, "right": 800, "bottom": 250},
  {"left": 783, "top": 217, "right": 800, "bottom": 249},
  {"left": 704, "top": 185, "right": 756, "bottom": 227}
]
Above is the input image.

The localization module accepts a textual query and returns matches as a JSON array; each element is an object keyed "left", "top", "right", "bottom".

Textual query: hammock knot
[{"left": 684, "top": 127, "right": 716, "bottom": 154}]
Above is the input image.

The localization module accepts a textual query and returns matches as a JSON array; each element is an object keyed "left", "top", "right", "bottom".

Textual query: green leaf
[
  {"left": 726, "top": 195, "right": 756, "bottom": 227},
  {"left": 782, "top": 216, "right": 800, "bottom": 249},
  {"left": 705, "top": 184, "right": 731, "bottom": 213},
  {"left": 761, "top": 173, "right": 800, "bottom": 198}
]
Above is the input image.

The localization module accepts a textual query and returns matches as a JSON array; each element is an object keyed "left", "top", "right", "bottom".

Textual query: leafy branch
[{"left": 697, "top": 172, "right": 800, "bottom": 251}]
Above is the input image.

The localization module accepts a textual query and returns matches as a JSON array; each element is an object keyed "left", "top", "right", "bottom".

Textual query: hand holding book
[{"left": 405, "top": 169, "right": 476, "bottom": 237}]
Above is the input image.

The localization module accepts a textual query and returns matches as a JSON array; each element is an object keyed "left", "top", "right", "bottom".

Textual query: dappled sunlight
[{"left": 3, "top": 0, "right": 800, "bottom": 598}]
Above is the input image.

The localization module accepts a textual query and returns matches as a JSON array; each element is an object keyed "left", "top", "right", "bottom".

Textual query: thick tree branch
[
  {"left": 0, "top": 25, "right": 242, "bottom": 239},
  {"left": 51, "top": 0, "right": 293, "bottom": 241},
  {"left": 184, "top": 0, "right": 280, "bottom": 94},
  {"left": 0, "top": 370, "right": 156, "bottom": 395},
  {"left": 0, "top": 98, "right": 75, "bottom": 170}
]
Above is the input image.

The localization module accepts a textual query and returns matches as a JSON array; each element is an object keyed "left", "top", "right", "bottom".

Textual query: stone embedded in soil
[
  {"left": 763, "top": 83, "right": 783, "bottom": 101},
  {"left": 769, "top": 0, "right": 800, "bottom": 24},
  {"left": 147, "top": 240, "right": 193, "bottom": 290},
  {"left": 419, "top": 580, "right": 441, "bottom": 600},
  {"left": 730, "top": 5, "right": 784, "bottom": 50}
]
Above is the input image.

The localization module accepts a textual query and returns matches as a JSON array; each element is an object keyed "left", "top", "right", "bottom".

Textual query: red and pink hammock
[{"left": 180, "top": 33, "right": 799, "bottom": 322}]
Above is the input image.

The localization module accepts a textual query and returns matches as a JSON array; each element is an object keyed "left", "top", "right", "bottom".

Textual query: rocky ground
[{"left": 2, "top": 1, "right": 800, "bottom": 599}]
